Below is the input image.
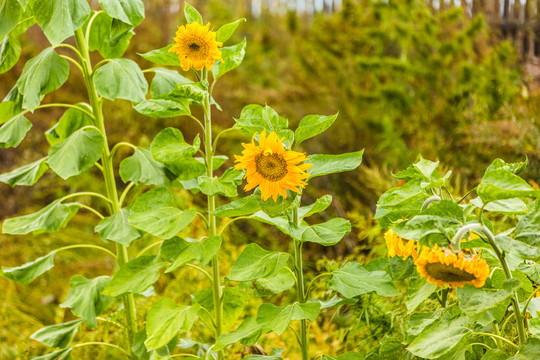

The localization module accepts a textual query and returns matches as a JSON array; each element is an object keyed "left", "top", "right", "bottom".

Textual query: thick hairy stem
[
  {"left": 293, "top": 208, "right": 309, "bottom": 360},
  {"left": 452, "top": 223, "right": 526, "bottom": 345},
  {"left": 74, "top": 29, "right": 138, "bottom": 357},
  {"left": 203, "top": 69, "right": 224, "bottom": 360}
]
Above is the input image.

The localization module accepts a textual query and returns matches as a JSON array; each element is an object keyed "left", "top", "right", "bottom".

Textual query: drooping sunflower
[
  {"left": 234, "top": 130, "right": 312, "bottom": 202},
  {"left": 415, "top": 245, "right": 490, "bottom": 288},
  {"left": 169, "top": 22, "right": 223, "bottom": 72},
  {"left": 384, "top": 229, "right": 418, "bottom": 260}
]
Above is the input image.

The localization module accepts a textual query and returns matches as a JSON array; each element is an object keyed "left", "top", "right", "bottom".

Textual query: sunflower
[
  {"left": 234, "top": 130, "right": 312, "bottom": 202},
  {"left": 384, "top": 229, "right": 418, "bottom": 260},
  {"left": 169, "top": 22, "right": 223, "bottom": 72},
  {"left": 415, "top": 245, "right": 489, "bottom": 288}
]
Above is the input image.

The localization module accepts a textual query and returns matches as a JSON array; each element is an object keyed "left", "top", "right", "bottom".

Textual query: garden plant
[{"left": 0, "top": 1, "right": 539, "bottom": 360}]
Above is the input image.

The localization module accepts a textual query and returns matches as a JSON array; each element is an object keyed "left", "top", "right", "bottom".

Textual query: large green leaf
[
  {"left": 95, "top": 208, "right": 142, "bottom": 246},
  {"left": 149, "top": 68, "right": 192, "bottom": 97},
  {"left": 216, "top": 18, "right": 246, "bottom": 43},
  {"left": 2, "top": 201, "right": 79, "bottom": 235},
  {"left": 239, "top": 267, "right": 296, "bottom": 297},
  {"left": 234, "top": 104, "right": 294, "bottom": 146},
  {"left": 255, "top": 188, "right": 299, "bottom": 217},
  {"left": 0, "top": 113, "right": 31, "bottom": 148},
  {"left": 163, "top": 236, "right": 221, "bottom": 272},
  {"left": 407, "top": 307, "right": 470, "bottom": 359},
  {"left": 60, "top": 275, "right": 112, "bottom": 329},
  {"left": 212, "top": 194, "right": 260, "bottom": 218},
  {"left": 150, "top": 127, "right": 198, "bottom": 164},
  {"left": 294, "top": 113, "right": 337, "bottom": 147},
  {"left": 228, "top": 243, "right": 290, "bottom": 282},
  {"left": 374, "top": 178, "right": 430, "bottom": 228},
  {"left": 510, "top": 338, "right": 540, "bottom": 360},
  {"left": 133, "top": 98, "right": 190, "bottom": 118},
  {"left": 322, "top": 353, "right": 365, "bottom": 360},
  {"left": 293, "top": 218, "right": 351, "bottom": 246},
  {"left": 94, "top": 58, "right": 148, "bottom": 102},
  {"left": 129, "top": 187, "right": 196, "bottom": 239},
  {"left": 214, "top": 317, "right": 263, "bottom": 351},
  {"left": 102, "top": 255, "right": 167, "bottom": 297},
  {"left": 99, "top": 0, "right": 144, "bottom": 26},
  {"left": 198, "top": 169, "right": 243, "bottom": 198},
  {"left": 470, "top": 197, "right": 528, "bottom": 215},
  {"left": 391, "top": 200, "right": 465, "bottom": 244},
  {"left": 16, "top": 47, "right": 69, "bottom": 110},
  {"left": 139, "top": 44, "right": 181, "bottom": 67},
  {"left": 30, "top": 319, "right": 83, "bottom": 348},
  {"left": 145, "top": 298, "right": 200, "bottom": 350},
  {"left": 31, "top": 348, "right": 72, "bottom": 360},
  {"left": 328, "top": 262, "right": 399, "bottom": 298},
  {"left": 1, "top": 250, "right": 56, "bottom": 284},
  {"left": 0, "top": 33, "right": 21, "bottom": 74},
  {"left": 405, "top": 277, "right": 437, "bottom": 313},
  {"left": 45, "top": 106, "right": 93, "bottom": 145},
  {"left": 0, "top": 157, "right": 48, "bottom": 186},
  {"left": 88, "top": 12, "right": 134, "bottom": 59},
  {"left": 212, "top": 38, "right": 246, "bottom": 80},
  {"left": 478, "top": 168, "right": 540, "bottom": 203},
  {"left": 119, "top": 148, "right": 170, "bottom": 186},
  {"left": 194, "top": 287, "right": 248, "bottom": 331},
  {"left": 33, "top": 0, "right": 90, "bottom": 44},
  {"left": 256, "top": 302, "right": 321, "bottom": 335},
  {"left": 48, "top": 128, "right": 104, "bottom": 180},
  {"left": 298, "top": 195, "right": 333, "bottom": 219},
  {"left": 307, "top": 151, "right": 364, "bottom": 178},
  {"left": 457, "top": 279, "right": 521, "bottom": 317},
  {"left": 244, "top": 349, "right": 285, "bottom": 360},
  {"left": 183, "top": 2, "right": 202, "bottom": 24},
  {"left": 0, "top": 0, "right": 23, "bottom": 39},
  {"left": 510, "top": 199, "right": 540, "bottom": 261}
]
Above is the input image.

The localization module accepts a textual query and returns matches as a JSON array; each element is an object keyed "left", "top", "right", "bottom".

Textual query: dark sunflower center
[
  {"left": 255, "top": 153, "right": 288, "bottom": 181},
  {"left": 189, "top": 43, "right": 200, "bottom": 51},
  {"left": 425, "top": 263, "right": 477, "bottom": 282}
]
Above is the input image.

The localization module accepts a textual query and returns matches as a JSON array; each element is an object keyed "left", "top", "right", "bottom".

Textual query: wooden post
[{"left": 514, "top": 0, "right": 524, "bottom": 55}]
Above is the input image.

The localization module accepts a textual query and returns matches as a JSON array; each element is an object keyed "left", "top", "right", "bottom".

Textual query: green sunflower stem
[
  {"left": 74, "top": 28, "right": 138, "bottom": 358},
  {"left": 203, "top": 69, "right": 224, "bottom": 360},
  {"left": 452, "top": 223, "right": 526, "bottom": 345},
  {"left": 293, "top": 208, "right": 310, "bottom": 360}
]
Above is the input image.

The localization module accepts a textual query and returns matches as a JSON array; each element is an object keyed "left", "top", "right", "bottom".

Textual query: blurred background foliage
[{"left": 1, "top": 0, "right": 539, "bottom": 358}]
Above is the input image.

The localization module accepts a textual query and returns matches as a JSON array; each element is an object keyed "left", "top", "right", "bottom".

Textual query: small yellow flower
[
  {"left": 169, "top": 22, "right": 223, "bottom": 71},
  {"left": 415, "top": 245, "right": 490, "bottom": 288},
  {"left": 384, "top": 229, "right": 418, "bottom": 260},
  {"left": 234, "top": 130, "right": 312, "bottom": 202}
]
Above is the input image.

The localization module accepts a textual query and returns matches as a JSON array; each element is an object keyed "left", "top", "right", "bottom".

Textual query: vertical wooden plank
[{"left": 525, "top": 0, "right": 535, "bottom": 59}]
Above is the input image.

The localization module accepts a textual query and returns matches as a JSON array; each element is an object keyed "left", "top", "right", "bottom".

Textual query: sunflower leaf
[
  {"left": 184, "top": 3, "right": 202, "bottom": 25},
  {"left": 212, "top": 38, "right": 246, "bottom": 80},
  {"left": 216, "top": 18, "right": 246, "bottom": 43},
  {"left": 228, "top": 243, "right": 289, "bottom": 282},
  {"left": 99, "top": 0, "right": 144, "bottom": 27},
  {"left": 0, "top": 157, "right": 48, "bottom": 186},
  {"left": 93, "top": 58, "right": 148, "bottom": 102}
]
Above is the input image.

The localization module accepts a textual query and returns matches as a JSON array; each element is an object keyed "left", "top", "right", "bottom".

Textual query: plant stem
[
  {"left": 293, "top": 208, "right": 309, "bottom": 360},
  {"left": 454, "top": 223, "right": 526, "bottom": 345},
  {"left": 74, "top": 29, "right": 138, "bottom": 357},
  {"left": 202, "top": 69, "right": 224, "bottom": 360}
]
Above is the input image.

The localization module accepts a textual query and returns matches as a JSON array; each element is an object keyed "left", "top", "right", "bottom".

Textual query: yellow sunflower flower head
[
  {"left": 384, "top": 229, "right": 418, "bottom": 260},
  {"left": 415, "top": 245, "right": 490, "bottom": 288},
  {"left": 169, "top": 22, "right": 223, "bottom": 72},
  {"left": 234, "top": 130, "right": 312, "bottom": 202}
]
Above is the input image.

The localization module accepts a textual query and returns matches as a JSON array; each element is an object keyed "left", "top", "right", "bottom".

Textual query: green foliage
[
  {"left": 1, "top": 250, "right": 56, "bottom": 284},
  {"left": 17, "top": 47, "right": 69, "bottom": 110},
  {"left": 144, "top": 298, "right": 199, "bottom": 350},
  {"left": 93, "top": 58, "right": 148, "bottom": 102},
  {"left": 95, "top": 208, "right": 142, "bottom": 246},
  {"left": 30, "top": 320, "right": 83, "bottom": 348},
  {"left": 60, "top": 275, "right": 112, "bottom": 329},
  {"left": 2, "top": 201, "right": 79, "bottom": 235}
]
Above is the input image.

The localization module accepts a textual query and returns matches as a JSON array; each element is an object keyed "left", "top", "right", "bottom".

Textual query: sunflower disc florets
[{"left": 415, "top": 245, "right": 489, "bottom": 288}]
